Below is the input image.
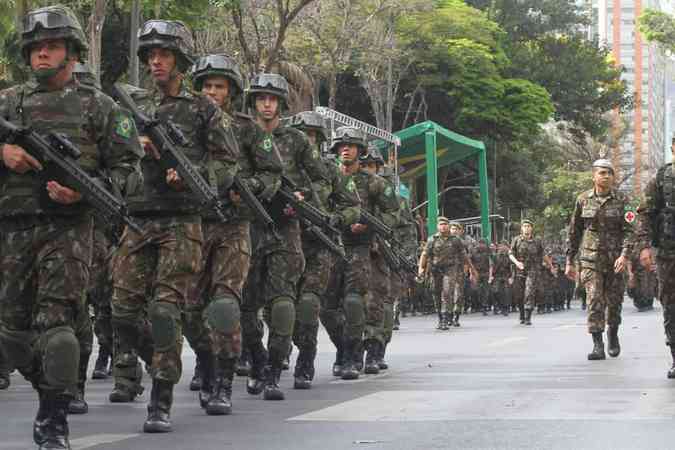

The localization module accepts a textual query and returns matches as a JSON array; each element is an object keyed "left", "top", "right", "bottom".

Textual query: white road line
[
  {"left": 71, "top": 433, "right": 140, "bottom": 449},
  {"left": 486, "top": 336, "right": 527, "bottom": 348}
]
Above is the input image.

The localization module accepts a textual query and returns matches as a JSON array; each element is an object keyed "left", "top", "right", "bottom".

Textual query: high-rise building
[{"left": 591, "top": 0, "right": 669, "bottom": 194}]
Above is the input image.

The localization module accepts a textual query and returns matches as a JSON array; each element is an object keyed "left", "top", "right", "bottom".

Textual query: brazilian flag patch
[
  {"left": 115, "top": 114, "right": 134, "bottom": 139},
  {"left": 346, "top": 179, "right": 356, "bottom": 192},
  {"left": 262, "top": 136, "right": 273, "bottom": 152}
]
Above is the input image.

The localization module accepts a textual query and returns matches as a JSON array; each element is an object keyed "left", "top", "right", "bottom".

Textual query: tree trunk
[
  {"left": 128, "top": 0, "right": 141, "bottom": 86},
  {"left": 328, "top": 71, "right": 337, "bottom": 110},
  {"left": 87, "top": 0, "right": 108, "bottom": 83}
]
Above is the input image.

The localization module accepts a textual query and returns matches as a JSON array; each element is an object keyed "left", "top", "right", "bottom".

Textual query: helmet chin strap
[{"left": 33, "top": 54, "right": 71, "bottom": 84}]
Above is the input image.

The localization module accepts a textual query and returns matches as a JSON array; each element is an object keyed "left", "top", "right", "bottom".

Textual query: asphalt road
[{"left": 2, "top": 300, "right": 673, "bottom": 450}]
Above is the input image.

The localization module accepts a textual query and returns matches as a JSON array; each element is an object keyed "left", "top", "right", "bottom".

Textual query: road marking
[
  {"left": 71, "top": 433, "right": 140, "bottom": 449},
  {"left": 486, "top": 336, "right": 527, "bottom": 348}
]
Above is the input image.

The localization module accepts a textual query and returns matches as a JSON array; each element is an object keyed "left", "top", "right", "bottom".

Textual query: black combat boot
[
  {"left": 92, "top": 346, "right": 111, "bottom": 380},
  {"left": 364, "top": 340, "right": 381, "bottom": 375},
  {"left": 668, "top": 346, "right": 675, "bottom": 379},
  {"left": 293, "top": 348, "right": 316, "bottom": 390},
  {"left": 436, "top": 311, "right": 445, "bottom": 330},
  {"left": 35, "top": 390, "right": 71, "bottom": 450},
  {"left": 236, "top": 345, "right": 251, "bottom": 377},
  {"left": 262, "top": 365, "right": 285, "bottom": 401},
  {"left": 68, "top": 352, "right": 90, "bottom": 414},
  {"left": 607, "top": 326, "right": 621, "bottom": 357},
  {"left": 143, "top": 379, "right": 174, "bottom": 433},
  {"left": 588, "top": 332, "right": 606, "bottom": 360},
  {"left": 355, "top": 341, "right": 365, "bottom": 372},
  {"left": 518, "top": 306, "right": 525, "bottom": 324},
  {"left": 376, "top": 343, "right": 389, "bottom": 370},
  {"left": 452, "top": 312, "right": 461, "bottom": 327},
  {"left": 109, "top": 360, "right": 144, "bottom": 403},
  {"left": 0, "top": 372, "right": 8, "bottom": 390},
  {"left": 206, "top": 358, "right": 234, "bottom": 415},
  {"left": 196, "top": 351, "right": 213, "bottom": 408},
  {"left": 246, "top": 342, "right": 268, "bottom": 395},
  {"left": 502, "top": 305, "right": 509, "bottom": 316},
  {"left": 189, "top": 354, "right": 203, "bottom": 391},
  {"left": 524, "top": 309, "right": 532, "bottom": 326},
  {"left": 328, "top": 327, "right": 344, "bottom": 377},
  {"left": 340, "top": 339, "right": 360, "bottom": 380}
]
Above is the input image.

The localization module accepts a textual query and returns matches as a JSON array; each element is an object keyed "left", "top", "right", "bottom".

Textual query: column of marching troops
[{"left": 0, "top": 6, "right": 672, "bottom": 450}]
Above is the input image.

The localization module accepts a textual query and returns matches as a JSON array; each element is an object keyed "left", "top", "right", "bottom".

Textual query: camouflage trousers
[
  {"left": 241, "top": 220, "right": 304, "bottom": 364},
  {"left": 90, "top": 228, "right": 114, "bottom": 353},
  {"left": 656, "top": 257, "right": 675, "bottom": 346},
  {"left": 324, "top": 244, "right": 373, "bottom": 343},
  {"left": 581, "top": 268, "right": 624, "bottom": 333},
  {"left": 433, "top": 265, "right": 465, "bottom": 314},
  {"left": 112, "top": 217, "right": 203, "bottom": 384},
  {"left": 370, "top": 249, "right": 390, "bottom": 345},
  {"left": 294, "top": 236, "right": 332, "bottom": 357},
  {"left": 512, "top": 270, "right": 538, "bottom": 311},
  {"left": 383, "top": 272, "right": 402, "bottom": 345},
  {"left": 474, "top": 277, "right": 490, "bottom": 310},
  {"left": 491, "top": 279, "right": 512, "bottom": 309},
  {"left": 0, "top": 216, "right": 92, "bottom": 393},
  {"left": 184, "top": 220, "right": 250, "bottom": 361}
]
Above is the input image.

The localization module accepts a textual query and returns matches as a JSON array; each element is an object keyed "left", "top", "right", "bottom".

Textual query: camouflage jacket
[
  {"left": 492, "top": 249, "right": 511, "bottom": 280},
  {"left": 394, "top": 196, "right": 419, "bottom": 259},
  {"left": 510, "top": 235, "right": 544, "bottom": 276},
  {"left": 0, "top": 78, "right": 143, "bottom": 219},
  {"left": 470, "top": 244, "right": 492, "bottom": 276},
  {"left": 566, "top": 188, "right": 633, "bottom": 271},
  {"left": 423, "top": 233, "right": 467, "bottom": 272},
  {"left": 344, "top": 168, "right": 399, "bottom": 246},
  {"left": 636, "top": 163, "right": 675, "bottom": 258},
  {"left": 316, "top": 155, "right": 360, "bottom": 230},
  {"left": 125, "top": 84, "right": 239, "bottom": 216}
]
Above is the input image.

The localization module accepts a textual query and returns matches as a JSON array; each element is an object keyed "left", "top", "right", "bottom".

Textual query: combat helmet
[
  {"left": 289, "top": 111, "right": 328, "bottom": 143},
  {"left": 246, "top": 73, "right": 289, "bottom": 111},
  {"left": 360, "top": 144, "right": 385, "bottom": 166},
  {"left": 330, "top": 126, "right": 367, "bottom": 155},
  {"left": 21, "top": 5, "right": 88, "bottom": 65},
  {"left": 137, "top": 20, "right": 194, "bottom": 71},
  {"left": 191, "top": 54, "right": 243, "bottom": 97}
]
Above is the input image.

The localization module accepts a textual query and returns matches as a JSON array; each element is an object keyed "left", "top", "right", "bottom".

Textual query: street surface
[{"left": 1, "top": 301, "right": 673, "bottom": 450}]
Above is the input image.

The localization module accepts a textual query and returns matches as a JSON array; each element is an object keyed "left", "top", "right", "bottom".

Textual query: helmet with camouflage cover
[
  {"left": 330, "top": 126, "right": 367, "bottom": 155},
  {"left": 246, "top": 73, "right": 289, "bottom": 111},
  {"left": 592, "top": 158, "right": 614, "bottom": 173},
  {"left": 73, "top": 62, "right": 99, "bottom": 88},
  {"left": 191, "top": 54, "right": 243, "bottom": 97},
  {"left": 21, "top": 5, "right": 88, "bottom": 65},
  {"left": 137, "top": 20, "right": 194, "bottom": 72},
  {"left": 360, "top": 144, "right": 385, "bottom": 166},
  {"left": 289, "top": 111, "right": 328, "bottom": 142}
]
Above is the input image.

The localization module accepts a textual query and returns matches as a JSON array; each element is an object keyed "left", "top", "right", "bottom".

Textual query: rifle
[
  {"left": 232, "top": 175, "right": 279, "bottom": 239},
  {"left": 112, "top": 83, "right": 228, "bottom": 223},
  {"left": 305, "top": 223, "right": 347, "bottom": 262},
  {"left": 278, "top": 175, "right": 341, "bottom": 236},
  {"left": 0, "top": 116, "right": 143, "bottom": 234},
  {"left": 359, "top": 209, "right": 394, "bottom": 240},
  {"left": 376, "top": 235, "right": 417, "bottom": 277}
]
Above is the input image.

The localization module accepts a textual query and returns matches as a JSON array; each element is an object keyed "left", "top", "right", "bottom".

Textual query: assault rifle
[
  {"left": 359, "top": 209, "right": 394, "bottom": 240},
  {"left": 0, "top": 116, "right": 143, "bottom": 234},
  {"left": 232, "top": 176, "right": 279, "bottom": 239},
  {"left": 113, "top": 83, "right": 228, "bottom": 223}
]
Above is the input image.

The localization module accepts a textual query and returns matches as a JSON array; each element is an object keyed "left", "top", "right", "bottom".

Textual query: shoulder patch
[
  {"left": 624, "top": 205, "right": 636, "bottom": 224},
  {"left": 114, "top": 113, "right": 134, "bottom": 139},
  {"left": 262, "top": 135, "right": 273, "bottom": 152},
  {"left": 384, "top": 185, "right": 393, "bottom": 197},
  {"left": 346, "top": 179, "right": 356, "bottom": 192}
]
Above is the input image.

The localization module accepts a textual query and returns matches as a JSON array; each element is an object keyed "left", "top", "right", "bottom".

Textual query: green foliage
[
  {"left": 541, "top": 167, "right": 591, "bottom": 236},
  {"left": 639, "top": 8, "right": 675, "bottom": 52}
]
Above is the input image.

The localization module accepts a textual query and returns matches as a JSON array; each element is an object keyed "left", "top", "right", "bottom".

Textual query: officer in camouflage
[
  {"left": 510, "top": 220, "right": 551, "bottom": 326},
  {"left": 110, "top": 20, "right": 239, "bottom": 432},
  {"left": 636, "top": 138, "right": 675, "bottom": 377},
  {"left": 240, "top": 73, "right": 328, "bottom": 400},
  {"left": 418, "top": 218, "right": 475, "bottom": 329},
  {"left": 190, "top": 54, "right": 283, "bottom": 413},
  {"left": 0, "top": 5, "right": 143, "bottom": 448},
  {"left": 565, "top": 159, "right": 632, "bottom": 361},
  {"left": 324, "top": 127, "right": 399, "bottom": 380},
  {"left": 289, "top": 111, "right": 360, "bottom": 388}
]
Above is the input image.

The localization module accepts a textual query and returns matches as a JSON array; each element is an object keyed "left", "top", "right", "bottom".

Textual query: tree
[{"left": 639, "top": 8, "right": 675, "bottom": 52}]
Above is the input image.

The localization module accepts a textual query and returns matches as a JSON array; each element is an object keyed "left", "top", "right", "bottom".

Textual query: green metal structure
[{"left": 385, "top": 121, "right": 491, "bottom": 240}]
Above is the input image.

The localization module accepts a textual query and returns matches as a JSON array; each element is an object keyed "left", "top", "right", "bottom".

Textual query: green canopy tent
[{"left": 381, "top": 121, "right": 490, "bottom": 240}]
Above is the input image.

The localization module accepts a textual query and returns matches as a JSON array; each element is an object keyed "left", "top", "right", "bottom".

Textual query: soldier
[
  {"left": 636, "top": 138, "right": 675, "bottom": 377},
  {"left": 190, "top": 54, "right": 283, "bottom": 413},
  {"left": 418, "top": 218, "right": 475, "bottom": 329},
  {"left": 626, "top": 245, "right": 656, "bottom": 311},
  {"left": 490, "top": 240, "right": 512, "bottom": 316},
  {"left": 471, "top": 238, "right": 492, "bottom": 315},
  {"left": 565, "top": 159, "right": 632, "bottom": 361},
  {"left": 0, "top": 345, "right": 9, "bottom": 390},
  {"left": 0, "top": 5, "right": 142, "bottom": 448},
  {"left": 289, "top": 111, "right": 360, "bottom": 387},
  {"left": 323, "top": 127, "right": 399, "bottom": 380},
  {"left": 510, "top": 220, "right": 551, "bottom": 326},
  {"left": 240, "top": 73, "right": 327, "bottom": 400},
  {"left": 110, "top": 20, "right": 239, "bottom": 432}
]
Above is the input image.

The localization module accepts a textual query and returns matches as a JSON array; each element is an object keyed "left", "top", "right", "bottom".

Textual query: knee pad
[
  {"left": 0, "top": 328, "right": 36, "bottom": 370},
  {"left": 270, "top": 297, "right": 295, "bottom": 337},
  {"left": 343, "top": 293, "right": 365, "bottom": 328},
  {"left": 205, "top": 296, "right": 241, "bottom": 334},
  {"left": 148, "top": 302, "right": 181, "bottom": 353},
  {"left": 41, "top": 326, "right": 79, "bottom": 389},
  {"left": 296, "top": 293, "right": 320, "bottom": 326}
]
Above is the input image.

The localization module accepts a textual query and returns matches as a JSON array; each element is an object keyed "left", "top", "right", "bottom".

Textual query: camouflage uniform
[
  {"left": 636, "top": 162, "right": 675, "bottom": 374},
  {"left": 491, "top": 246, "right": 512, "bottom": 315},
  {"left": 0, "top": 76, "right": 142, "bottom": 436},
  {"left": 567, "top": 188, "right": 632, "bottom": 333},
  {"left": 627, "top": 247, "right": 657, "bottom": 311},
  {"left": 470, "top": 241, "right": 492, "bottom": 314},
  {"left": 510, "top": 234, "right": 545, "bottom": 321},
  {"left": 111, "top": 84, "right": 238, "bottom": 397}
]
